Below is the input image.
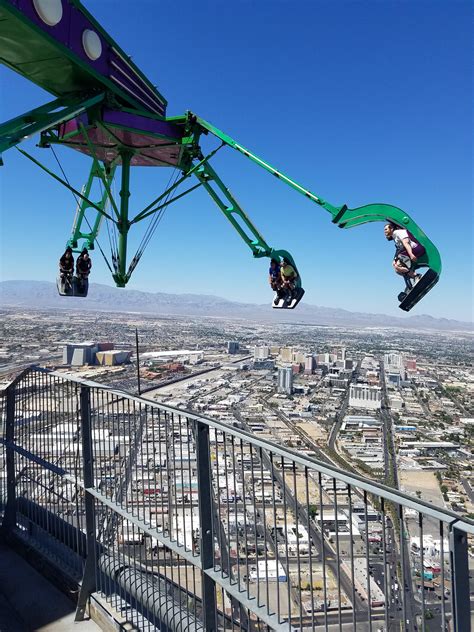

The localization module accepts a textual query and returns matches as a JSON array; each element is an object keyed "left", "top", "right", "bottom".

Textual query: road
[
  {"left": 232, "top": 406, "right": 369, "bottom": 626},
  {"left": 461, "top": 478, "right": 474, "bottom": 504},
  {"left": 379, "top": 359, "right": 416, "bottom": 632},
  {"left": 142, "top": 355, "right": 252, "bottom": 398},
  {"left": 328, "top": 360, "right": 361, "bottom": 450}
]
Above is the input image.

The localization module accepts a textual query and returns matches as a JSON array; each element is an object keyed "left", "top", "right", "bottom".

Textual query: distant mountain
[{"left": 0, "top": 280, "right": 471, "bottom": 331}]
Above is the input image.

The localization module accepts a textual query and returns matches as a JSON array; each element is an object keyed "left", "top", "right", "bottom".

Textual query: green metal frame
[
  {"left": 0, "top": 95, "right": 440, "bottom": 302},
  {"left": 67, "top": 161, "right": 117, "bottom": 253},
  {"left": 191, "top": 114, "right": 442, "bottom": 276},
  {"left": 189, "top": 159, "right": 302, "bottom": 286},
  {"left": 0, "top": 93, "right": 104, "bottom": 164}
]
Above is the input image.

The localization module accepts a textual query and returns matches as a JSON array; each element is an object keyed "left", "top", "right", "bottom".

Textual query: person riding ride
[
  {"left": 384, "top": 223, "right": 425, "bottom": 288},
  {"left": 280, "top": 257, "right": 298, "bottom": 293},
  {"left": 268, "top": 258, "right": 282, "bottom": 291},
  {"left": 76, "top": 248, "right": 92, "bottom": 281},
  {"left": 59, "top": 247, "right": 74, "bottom": 283}
]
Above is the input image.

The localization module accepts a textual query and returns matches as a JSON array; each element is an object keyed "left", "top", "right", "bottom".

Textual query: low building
[
  {"left": 96, "top": 350, "right": 131, "bottom": 366},
  {"left": 349, "top": 384, "right": 382, "bottom": 410}
]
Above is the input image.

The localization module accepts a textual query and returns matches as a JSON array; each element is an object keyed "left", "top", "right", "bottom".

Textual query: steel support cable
[
  {"left": 125, "top": 143, "right": 225, "bottom": 278},
  {"left": 97, "top": 174, "right": 119, "bottom": 268},
  {"left": 137, "top": 167, "right": 179, "bottom": 254},
  {"left": 49, "top": 146, "right": 114, "bottom": 275},
  {"left": 126, "top": 168, "right": 180, "bottom": 277}
]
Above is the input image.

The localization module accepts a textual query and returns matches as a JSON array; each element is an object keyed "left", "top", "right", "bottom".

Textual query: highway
[
  {"left": 328, "top": 360, "right": 361, "bottom": 451},
  {"left": 379, "top": 359, "right": 416, "bottom": 632},
  {"left": 233, "top": 406, "right": 370, "bottom": 626}
]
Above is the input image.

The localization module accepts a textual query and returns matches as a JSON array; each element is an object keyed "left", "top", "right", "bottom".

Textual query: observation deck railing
[{"left": 0, "top": 367, "right": 472, "bottom": 632}]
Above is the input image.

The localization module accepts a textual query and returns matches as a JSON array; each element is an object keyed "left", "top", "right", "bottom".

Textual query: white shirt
[{"left": 393, "top": 228, "right": 418, "bottom": 251}]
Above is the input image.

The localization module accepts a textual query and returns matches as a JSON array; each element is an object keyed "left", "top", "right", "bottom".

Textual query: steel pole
[
  {"left": 115, "top": 150, "right": 133, "bottom": 286},
  {"left": 450, "top": 526, "right": 470, "bottom": 632},
  {"left": 135, "top": 327, "right": 141, "bottom": 395},
  {"left": 2, "top": 385, "right": 16, "bottom": 533},
  {"left": 196, "top": 421, "right": 217, "bottom": 632},
  {"left": 75, "top": 386, "right": 98, "bottom": 621}
]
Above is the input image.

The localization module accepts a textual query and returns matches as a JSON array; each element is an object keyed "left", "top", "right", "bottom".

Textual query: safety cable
[
  {"left": 97, "top": 174, "right": 119, "bottom": 270},
  {"left": 136, "top": 174, "right": 177, "bottom": 256},
  {"left": 126, "top": 166, "right": 180, "bottom": 276},
  {"left": 49, "top": 146, "right": 114, "bottom": 275}
]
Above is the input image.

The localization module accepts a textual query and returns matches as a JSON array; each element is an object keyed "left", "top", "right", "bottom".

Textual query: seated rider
[
  {"left": 280, "top": 257, "right": 298, "bottom": 294},
  {"left": 59, "top": 247, "right": 74, "bottom": 280},
  {"left": 268, "top": 258, "right": 281, "bottom": 291},
  {"left": 384, "top": 223, "right": 425, "bottom": 287},
  {"left": 76, "top": 248, "right": 92, "bottom": 279}
]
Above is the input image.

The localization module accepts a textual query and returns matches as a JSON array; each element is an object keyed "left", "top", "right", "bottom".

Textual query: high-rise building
[
  {"left": 277, "top": 367, "right": 293, "bottom": 394},
  {"left": 349, "top": 384, "right": 382, "bottom": 410},
  {"left": 254, "top": 346, "right": 270, "bottom": 361},
  {"left": 304, "top": 354, "right": 315, "bottom": 375},
  {"left": 227, "top": 341, "right": 239, "bottom": 354},
  {"left": 293, "top": 351, "right": 306, "bottom": 364},
  {"left": 279, "top": 347, "right": 293, "bottom": 363},
  {"left": 384, "top": 351, "right": 406, "bottom": 381},
  {"left": 384, "top": 351, "right": 402, "bottom": 369}
]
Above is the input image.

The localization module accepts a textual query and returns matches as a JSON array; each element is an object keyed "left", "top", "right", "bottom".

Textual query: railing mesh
[{"left": 1, "top": 368, "right": 472, "bottom": 632}]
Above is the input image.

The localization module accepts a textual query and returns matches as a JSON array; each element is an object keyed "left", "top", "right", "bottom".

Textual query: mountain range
[{"left": 0, "top": 280, "right": 471, "bottom": 331}]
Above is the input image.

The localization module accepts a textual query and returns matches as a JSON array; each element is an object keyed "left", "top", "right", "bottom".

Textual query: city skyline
[{"left": 1, "top": 301, "right": 473, "bottom": 629}]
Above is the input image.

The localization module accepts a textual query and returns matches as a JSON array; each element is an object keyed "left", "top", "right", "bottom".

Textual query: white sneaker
[{"left": 413, "top": 274, "right": 422, "bottom": 286}]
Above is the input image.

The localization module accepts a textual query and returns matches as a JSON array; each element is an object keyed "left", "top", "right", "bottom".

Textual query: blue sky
[{"left": 0, "top": 0, "right": 472, "bottom": 321}]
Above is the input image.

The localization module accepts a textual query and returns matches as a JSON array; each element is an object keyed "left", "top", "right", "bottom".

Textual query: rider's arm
[{"left": 402, "top": 237, "right": 416, "bottom": 261}]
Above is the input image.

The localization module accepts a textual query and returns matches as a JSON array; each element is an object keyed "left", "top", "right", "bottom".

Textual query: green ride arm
[
  {"left": 68, "top": 161, "right": 117, "bottom": 252},
  {"left": 332, "top": 203, "right": 442, "bottom": 275},
  {"left": 192, "top": 113, "right": 441, "bottom": 277},
  {"left": 0, "top": 93, "right": 105, "bottom": 163},
  {"left": 191, "top": 159, "right": 273, "bottom": 258},
  {"left": 191, "top": 113, "right": 343, "bottom": 219},
  {"left": 190, "top": 159, "right": 302, "bottom": 287}
]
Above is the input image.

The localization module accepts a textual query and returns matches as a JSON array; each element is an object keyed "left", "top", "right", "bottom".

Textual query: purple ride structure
[{"left": 0, "top": 0, "right": 440, "bottom": 309}]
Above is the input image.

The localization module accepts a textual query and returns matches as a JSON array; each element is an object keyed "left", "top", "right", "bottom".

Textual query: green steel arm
[
  {"left": 68, "top": 161, "right": 117, "bottom": 252},
  {"left": 192, "top": 160, "right": 273, "bottom": 258},
  {"left": 330, "top": 203, "right": 441, "bottom": 274},
  {"left": 192, "top": 113, "right": 441, "bottom": 275},
  {"left": 0, "top": 93, "right": 105, "bottom": 162},
  {"left": 191, "top": 159, "right": 303, "bottom": 287},
  {"left": 192, "top": 113, "right": 342, "bottom": 218},
  {"left": 79, "top": 122, "right": 121, "bottom": 221}
]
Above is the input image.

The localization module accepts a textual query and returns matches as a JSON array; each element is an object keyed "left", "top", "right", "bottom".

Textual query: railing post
[
  {"left": 75, "top": 386, "right": 97, "bottom": 621},
  {"left": 450, "top": 526, "right": 470, "bottom": 632},
  {"left": 2, "top": 385, "right": 16, "bottom": 533},
  {"left": 196, "top": 420, "right": 217, "bottom": 632}
]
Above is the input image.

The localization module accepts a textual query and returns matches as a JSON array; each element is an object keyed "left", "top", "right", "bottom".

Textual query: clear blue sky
[{"left": 0, "top": 0, "right": 472, "bottom": 321}]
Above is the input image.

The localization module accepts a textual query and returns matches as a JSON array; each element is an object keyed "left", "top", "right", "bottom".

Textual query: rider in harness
[
  {"left": 59, "top": 247, "right": 74, "bottom": 285},
  {"left": 76, "top": 248, "right": 92, "bottom": 286},
  {"left": 280, "top": 257, "right": 298, "bottom": 298},
  {"left": 384, "top": 223, "right": 426, "bottom": 290}
]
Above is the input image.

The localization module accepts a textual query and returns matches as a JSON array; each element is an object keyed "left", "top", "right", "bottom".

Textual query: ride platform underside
[{"left": 0, "top": 0, "right": 441, "bottom": 311}]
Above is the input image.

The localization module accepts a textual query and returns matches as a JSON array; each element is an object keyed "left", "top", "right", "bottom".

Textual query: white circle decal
[
  {"left": 33, "top": 0, "right": 63, "bottom": 26},
  {"left": 82, "top": 29, "right": 102, "bottom": 61}
]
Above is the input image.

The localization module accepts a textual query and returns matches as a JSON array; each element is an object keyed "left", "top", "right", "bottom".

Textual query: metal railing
[{"left": 0, "top": 367, "right": 472, "bottom": 632}]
